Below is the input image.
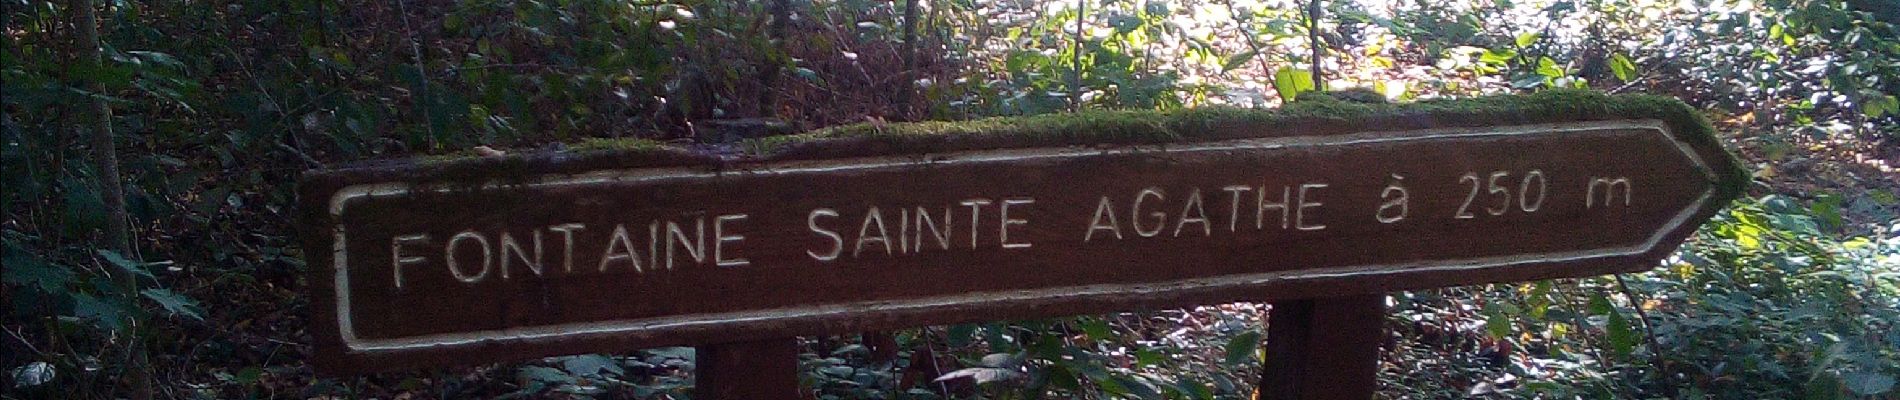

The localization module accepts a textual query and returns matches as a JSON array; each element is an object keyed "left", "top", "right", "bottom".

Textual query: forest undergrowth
[{"left": 4, "top": 0, "right": 1898, "bottom": 398}]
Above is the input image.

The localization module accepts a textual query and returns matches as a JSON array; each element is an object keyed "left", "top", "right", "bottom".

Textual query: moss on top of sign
[
  {"left": 320, "top": 137, "right": 708, "bottom": 189},
  {"left": 319, "top": 90, "right": 1743, "bottom": 200},
  {"left": 762, "top": 89, "right": 1689, "bottom": 153},
  {"left": 567, "top": 137, "right": 672, "bottom": 153},
  {"left": 754, "top": 89, "right": 1746, "bottom": 196}
]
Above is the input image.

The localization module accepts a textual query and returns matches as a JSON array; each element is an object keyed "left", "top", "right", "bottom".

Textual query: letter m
[{"left": 1587, "top": 177, "right": 1632, "bottom": 208}]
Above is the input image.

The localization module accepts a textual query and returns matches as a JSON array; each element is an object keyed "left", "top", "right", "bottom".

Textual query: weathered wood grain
[{"left": 298, "top": 92, "right": 1745, "bottom": 373}]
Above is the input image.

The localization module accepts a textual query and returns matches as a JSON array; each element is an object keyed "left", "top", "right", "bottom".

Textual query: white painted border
[{"left": 328, "top": 120, "right": 1714, "bottom": 353}]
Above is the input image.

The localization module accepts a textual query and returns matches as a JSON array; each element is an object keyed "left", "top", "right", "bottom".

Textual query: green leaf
[
  {"left": 3, "top": 243, "right": 71, "bottom": 293},
  {"left": 1484, "top": 308, "right": 1512, "bottom": 338},
  {"left": 62, "top": 177, "right": 108, "bottom": 236},
  {"left": 1174, "top": 378, "right": 1214, "bottom": 400},
  {"left": 1807, "top": 373, "right": 1847, "bottom": 400},
  {"left": 1109, "top": 375, "right": 1161, "bottom": 399},
  {"left": 140, "top": 288, "right": 204, "bottom": 320},
  {"left": 1587, "top": 293, "right": 1614, "bottom": 315},
  {"left": 70, "top": 62, "right": 137, "bottom": 91},
  {"left": 1478, "top": 49, "right": 1516, "bottom": 65},
  {"left": 946, "top": 324, "right": 976, "bottom": 348},
  {"left": 1844, "top": 371, "right": 1896, "bottom": 395},
  {"left": 1109, "top": 15, "right": 1144, "bottom": 33},
  {"left": 1078, "top": 318, "right": 1113, "bottom": 341},
  {"left": 1097, "top": 373, "right": 1131, "bottom": 395},
  {"left": 98, "top": 250, "right": 155, "bottom": 281},
  {"left": 1810, "top": 194, "right": 1846, "bottom": 228},
  {"left": 1046, "top": 363, "right": 1080, "bottom": 389},
  {"left": 518, "top": 365, "right": 577, "bottom": 385},
  {"left": 820, "top": 365, "right": 854, "bottom": 377},
  {"left": 1271, "top": 68, "right": 1315, "bottom": 102},
  {"left": 1135, "top": 348, "right": 1164, "bottom": 367},
  {"left": 1223, "top": 330, "right": 1261, "bottom": 364},
  {"left": 233, "top": 367, "right": 263, "bottom": 385},
  {"left": 1610, "top": 53, "right": 1637, "bottom": 82},
  {"left": 126, "top": 51, "right": 184, "bottom": 69},
  {"left": 1605, "top": 311, "right": 1637, "bottom": 357},
  {"left": 1860, "top": 94, "right": 1897, "bottom": 118},
  {"left": 1515, "top": 32, "right": 1540, "bottom": 47},
  {"left": 1222, "top": 50, "right": 1257, "bottom": 72},
  {"left": 1510, "top": 74, "right": 1547, "bottom": 89},
  {"left": 72, "top": 292, "right": 128, "bottom": 332},
  {"left": 1535, "top": 57, "right": 1563, "bottom": 78}
]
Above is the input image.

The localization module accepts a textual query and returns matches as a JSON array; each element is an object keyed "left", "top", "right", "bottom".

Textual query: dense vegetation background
[{"left": 4, "top": 0, "right": 1898, "bottom": 398}]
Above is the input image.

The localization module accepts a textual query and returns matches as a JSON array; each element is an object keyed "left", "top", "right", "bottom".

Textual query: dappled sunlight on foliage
[{"left": 3, "top": 0, "right": 1896, "bottom": 398}]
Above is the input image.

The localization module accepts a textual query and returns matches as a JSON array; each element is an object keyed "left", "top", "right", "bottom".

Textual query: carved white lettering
[
  {"left": 808, "top": 208, "right": 843, "bottom": 261},
  {"left": 915, "top": 206, "right": 953, "bottom": 252},
  {"left": 548, "top": 223, "right": 584, "bottom": 273},
  {"left": 714, "top": 214, "right": 749, "bottom": 267},
  {"left": 665, "top": 218, "right": 706, "bottom": 270},
  {"left": 1257, "top": 185, "right": 1291, "bottom": 229},
  {"left": 1085, "top": 196, "right": 1123, "bottom": 242},
  {"left": 1587, "top": 177, "right": 1632, "bottom": 208},
  {"left": 1520, "top": 170, "right": 1547, "bottom": 212},
  {"left": 1222, "top": 185, "right": 1251, "bottom": 232},
  {"left": 1456, "top": 172, "right": 1480, "bottom": 219},
  {"left": 1377, "top": 175, "right": 1409, "bottom": 224},
  {"left": 1295, "top": 183, "right": 1327, "bottom": 231},
  {"left": 599, "top": 224, "right": 644, "bottom": 272},
  {"left": 446, "top": 231, "right": 492, "bottom": 283},
  {"left": 499, "top": 230, "right": 543, "bottom": 279},
  {"left": 1485, "top": 171, "right": 1511, "bottom": 216},
  {"left": 646, "top": 222, "right": 660, "bottom": 270},
  {"left": 1000, "top": 198, "right": 1033, "bottom": 249},
  {"left": 1132, "top": 188, "right": 1166, "bottom": 237},
  {"left": 898, "top": 208, "right": 911, "bottom": 254},
  {"left": 390, "top": 234, "right": 429, "bottom": 289},
  {"left": 855, "top": 206, "right": 893, "bottom": 257},
  {"left": 1174, "top": 188, "right": 1211, "bottom": 237},
  {"left": 960, "top": 199, "right": 992, "bottom": 248}
]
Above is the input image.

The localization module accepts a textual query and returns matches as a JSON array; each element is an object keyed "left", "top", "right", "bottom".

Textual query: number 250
[{"left": 1457, "top": 170, "right": 1547, "bottom": 219}]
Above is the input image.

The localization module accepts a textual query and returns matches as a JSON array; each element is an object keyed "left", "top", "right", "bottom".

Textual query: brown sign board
[{"left": 298, "top": 92, "right": 1746, "bottom": 373}]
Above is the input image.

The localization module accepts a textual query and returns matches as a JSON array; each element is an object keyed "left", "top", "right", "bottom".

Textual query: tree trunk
[
  {"left": 72, "top": 0, "right": 129, "bottom": 254},
  {"left": 898, "top": 0, "right": 921, "bottom": 119},
  {"left": 70, "top": 1, "right": 149, "bottom": 399}
]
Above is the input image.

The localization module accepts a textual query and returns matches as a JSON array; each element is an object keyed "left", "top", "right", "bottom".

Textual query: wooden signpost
[{"left": 298, "top": 91, "right": 1745, "bottom": 398}]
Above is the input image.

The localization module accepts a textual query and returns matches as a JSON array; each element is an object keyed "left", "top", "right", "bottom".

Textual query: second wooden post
[{"left": 1257, "top": 295, "right": 1386, "bottom": 400}]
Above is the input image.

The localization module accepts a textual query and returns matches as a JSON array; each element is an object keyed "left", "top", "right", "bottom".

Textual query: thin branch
[
  {"left": 1071, "top": 0, "right": 1086, "bottom": 111},
  {"left": 396, "top": 0, "right": 438, "bottom": 150},
  {"left": 1556, "top": 279, "right": 1609, "bottom": 365},
  {"left": 1307, "top": 0, "right": 1325, "bottom": 91},
  {"left": 1219, "top": 0, "right": 1275, "bottom": 78},
  {"left": 1612, "top": 273, "right": 1676, "bottom": 396}
]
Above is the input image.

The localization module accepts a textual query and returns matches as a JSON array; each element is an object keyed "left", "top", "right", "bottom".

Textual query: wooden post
[
  {"left": 1257, "top": 295, "right": 1384, "bottom": 400},
  {"left": 863, "top": 331, "right": 900, "bottom": 364},
  {"left": 696, "top": 338, "right": 801, "bottom": 400}
]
